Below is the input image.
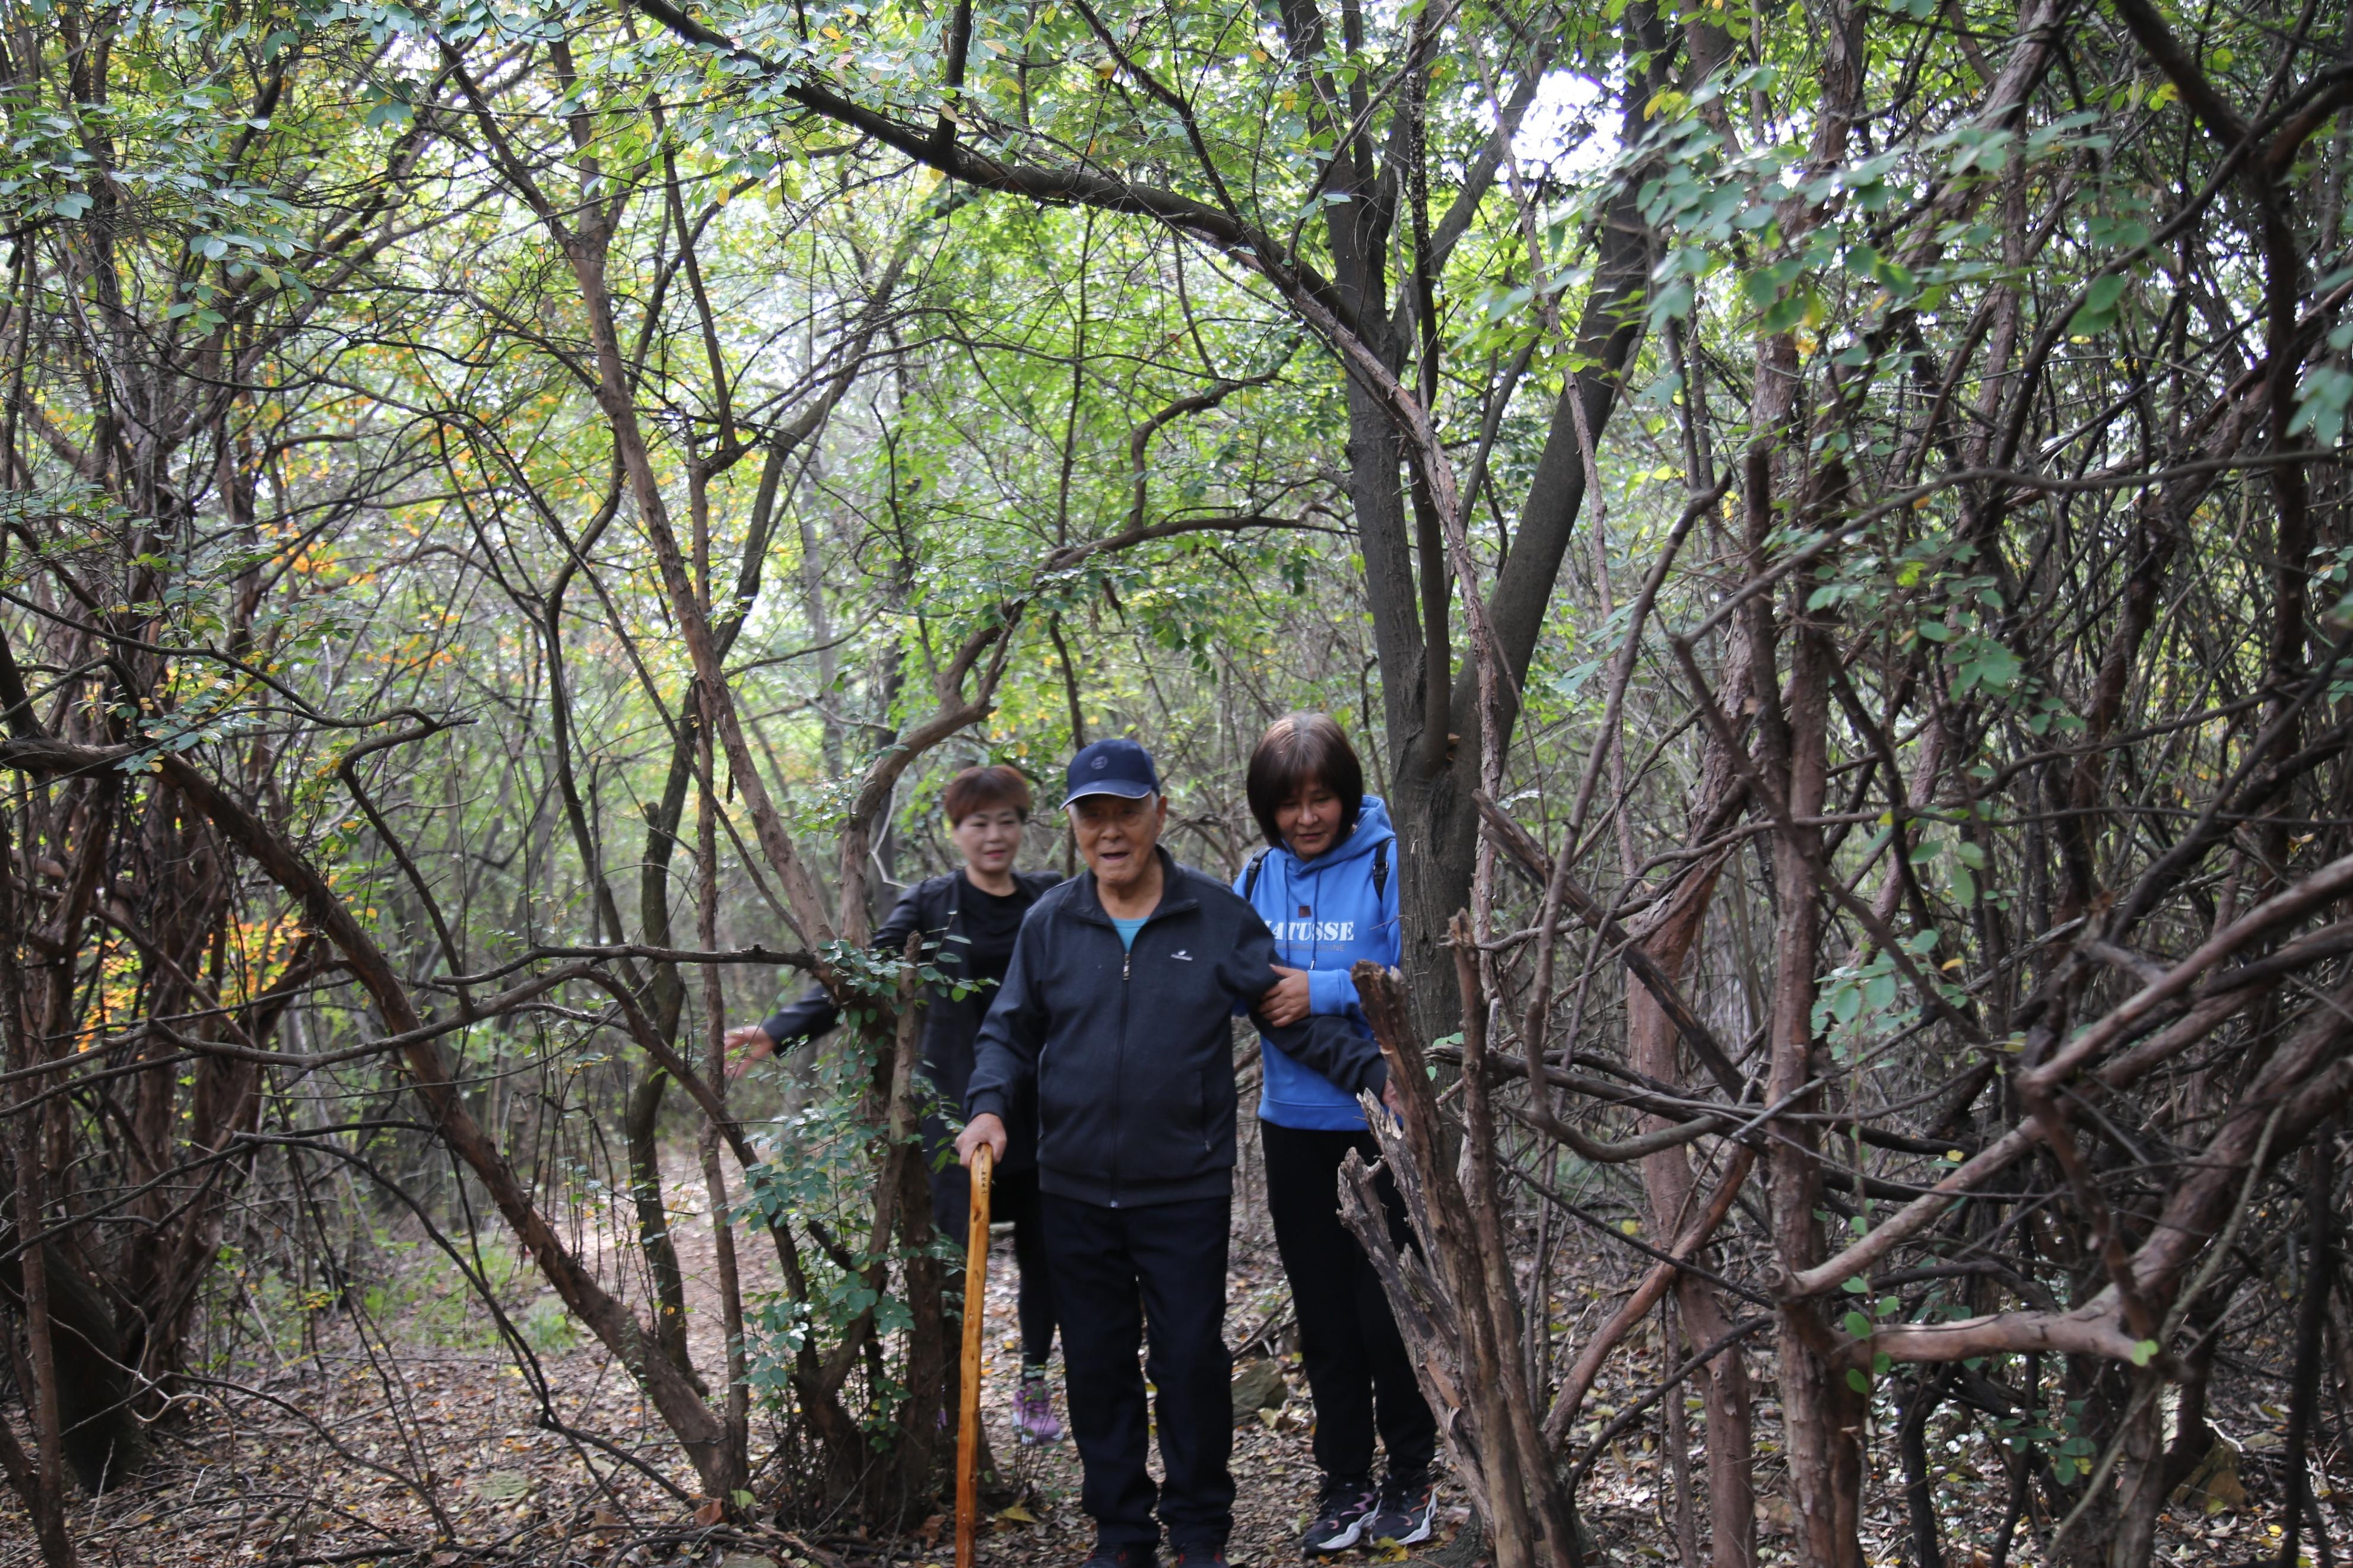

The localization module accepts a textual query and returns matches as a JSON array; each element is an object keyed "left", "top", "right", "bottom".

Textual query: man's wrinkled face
[{"left": 1069, "top": 793, "right": 1167, "bottom": 896}]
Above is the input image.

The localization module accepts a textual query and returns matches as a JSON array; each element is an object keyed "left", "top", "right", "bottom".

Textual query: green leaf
[
  {"left": 2074, "top": 273, "right": 2129, "bottom": 334},
  {"left": 1954, "top": 640, "right": 2022, "bottom": 696},
  {"left": 2086, "top": 214, "right": 2151, "bottom": 252},
  {"left": 2291, "top": 365, "right": 2353, "bottom": 447},
  {"left": 1760, "top": 287, "right": 1819, "bottom": 334}
]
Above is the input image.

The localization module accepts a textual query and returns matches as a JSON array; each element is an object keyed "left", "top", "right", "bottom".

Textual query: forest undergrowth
[{"left": 2, "top": 1128, "right": 2333, "bottom": 1568}]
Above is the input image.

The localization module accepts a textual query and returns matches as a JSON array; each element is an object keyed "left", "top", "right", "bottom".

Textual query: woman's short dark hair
[
  {"left": 942, "top": 765, "right": 1032, "bottom": 826},
  {"left": 1245, "top": 713, "right": 1364, "bottom": 850}
]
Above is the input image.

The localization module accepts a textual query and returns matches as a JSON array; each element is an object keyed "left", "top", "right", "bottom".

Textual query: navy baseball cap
[{"left": 1061, "top": 737, "right": 1161, "bottom": 807}]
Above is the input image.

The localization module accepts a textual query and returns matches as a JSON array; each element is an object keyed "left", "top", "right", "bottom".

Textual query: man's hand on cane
[{"left": 957, "top": 1112, "right": 1008, "bottom": 1168}]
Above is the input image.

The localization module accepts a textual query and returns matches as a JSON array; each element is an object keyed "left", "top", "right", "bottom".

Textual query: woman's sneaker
[
  {"left": 1015, "top": 1366, "right": 1063, "bottom": 1445},
  {"left": 1301, "top": 1473, "right": 1379, "bottom": 1554},
  {"left": 1364, "top": 1468, "right": 1438, "bottom": 1547}
]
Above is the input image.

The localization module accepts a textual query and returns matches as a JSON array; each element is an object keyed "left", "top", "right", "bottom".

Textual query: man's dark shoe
[
  {"left": 1082, "top": 1547, "right": 1156, "bottom": 1568},
  {"left": 1171, "top": 1544, "right": 1230, "bottom": 1568},
  {"left": 1365, "top": 1467, "right": 1439, "bottom": 1547},
  {"left": 1301, "top": 1472, "right": 1379, "bottom": 1554}
]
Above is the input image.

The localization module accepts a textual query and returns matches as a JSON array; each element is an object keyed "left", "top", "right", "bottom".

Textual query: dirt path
[{"left": 0, "top": 1149, "right": 1462, "bottom": 1568}]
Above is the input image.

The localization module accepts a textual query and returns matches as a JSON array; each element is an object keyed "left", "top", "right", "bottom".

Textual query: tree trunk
[
  {"left": 696, "top": 748, "right": 753, "bottom": 1503},
  {"left": 633, "top": 706, "right": 712, "bottom": 1392},
  {"left": 0, "top": 1235, "right": 142, "bottom": 1493},
  {"left": 1630, "top": 624, "right": 1756, "bottom": 1568},
  {"left": 1631, "top": 864, "right": 1755, "bottom": 1568},
  {"left": 2102, "top": 1370, "right": 2166, "bottom": 1568},
  {"left": 1897, "top": 1372, "right": 1946, "bottom": 1568},
  {"left": 884, "top": 1128, "right": 948, "bottom": 1524},
  {"left": 626, "top": 1071, "right": 703, "bottom": 1391},
  {"left": 2272, "top": 1132, "right": 2336, "bottom": 1568},
  {"left": 1763, "top": 622, "right": 1865, "bottom": 1568},
  {"left": 0, "top": 814, "right": 77, "bottom": 1567}
]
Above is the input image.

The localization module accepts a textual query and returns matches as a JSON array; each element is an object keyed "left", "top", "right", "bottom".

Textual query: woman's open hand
[
  {"left": 1260, "top": 965, "right": 1312, "bottom": 1027},
  {"left": 722, "top": 1024, "right": 776, "bottom": 1081}
]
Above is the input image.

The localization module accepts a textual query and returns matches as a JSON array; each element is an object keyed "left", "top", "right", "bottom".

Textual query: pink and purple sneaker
[{"left": 1015, "top": 1365, "right": 1063, "bottom": 1445}]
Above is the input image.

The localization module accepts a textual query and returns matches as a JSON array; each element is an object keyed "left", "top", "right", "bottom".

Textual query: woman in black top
[{"left": 725, "top": 765, "right": 1065, "bottom": 1442}]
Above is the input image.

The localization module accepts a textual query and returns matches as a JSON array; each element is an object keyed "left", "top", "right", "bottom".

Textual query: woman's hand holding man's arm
[{"left": 1259, "top": 965, "right": 1312, "bottom": 1026}]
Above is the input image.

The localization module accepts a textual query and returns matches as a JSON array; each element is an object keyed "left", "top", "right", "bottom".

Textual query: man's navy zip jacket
[
  {"left": 964, "top": 847, "right": 1390, "bottom": 1208},
  {"left": 762, "top": 869, "right": 1062, "bottom": 1172}
]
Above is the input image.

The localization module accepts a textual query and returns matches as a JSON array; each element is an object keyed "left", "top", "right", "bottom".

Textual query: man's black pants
[
  {"left": 1261, "top": 1122, "right": 1437, "bottom": 1482},
  {"left": 1041, "top": 1191, "right": 1234, "bottom": 1550}
]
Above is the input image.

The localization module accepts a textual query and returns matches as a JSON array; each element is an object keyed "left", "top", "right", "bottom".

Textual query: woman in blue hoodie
[{"left": 1237, "top": 714, "right": 1439, "bottom": 1554}]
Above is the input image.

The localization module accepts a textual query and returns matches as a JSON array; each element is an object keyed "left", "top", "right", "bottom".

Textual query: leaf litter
[{"left": 0, "top": 1146, "right": 2329, "bottom": 1567}]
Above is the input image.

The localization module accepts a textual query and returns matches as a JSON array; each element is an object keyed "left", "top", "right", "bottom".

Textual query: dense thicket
[{"left": 1, "top": 0, "right": 2351, "bottom": 1563}]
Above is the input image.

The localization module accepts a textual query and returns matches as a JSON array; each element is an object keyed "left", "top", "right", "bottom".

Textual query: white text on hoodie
[{"left": 1273, "top": 919, "right": 1357, "bottom": 944}]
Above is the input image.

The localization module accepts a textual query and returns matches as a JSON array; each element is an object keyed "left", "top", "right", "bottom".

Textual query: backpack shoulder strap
[
  {"left": 1243, "top": 849, "right": 1270, "bottom": 903},
  {"left": 1372, "top": 840, "right": 1389, "bottom": 903}
]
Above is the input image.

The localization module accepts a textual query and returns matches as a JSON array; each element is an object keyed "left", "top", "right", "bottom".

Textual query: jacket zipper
[
  {"left": 1114, "top": 919, "right": 1131, "bottom": 1204},
  {"left": 1110, "top": 900, "right": 1167, "bottom": 1203}
]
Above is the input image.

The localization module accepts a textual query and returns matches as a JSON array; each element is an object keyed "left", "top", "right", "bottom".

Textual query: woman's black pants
[
  {"left": 932, "top": 1159, "right": 1056, "bottom": 1365},
  {"left": 1260, "top": 1121, "right": 1438, "bottom": 1482}
]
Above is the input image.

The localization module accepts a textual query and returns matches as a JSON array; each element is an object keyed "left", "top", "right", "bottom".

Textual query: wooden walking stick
[{"left": 957, "top": 1143, "right": 994, "bottom": 1568}]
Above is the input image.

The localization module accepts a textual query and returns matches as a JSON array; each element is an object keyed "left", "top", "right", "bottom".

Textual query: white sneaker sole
[
  {"left": 1368, "top": 1507, "right": 1435, "bottom": 1547},
  {"left": 1303, "top": 1518, "right": 1368, "bottom": 1554}
]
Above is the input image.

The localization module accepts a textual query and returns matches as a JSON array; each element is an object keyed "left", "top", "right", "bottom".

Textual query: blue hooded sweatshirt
[{"left": 1233, "top": 795, "right": 1401, "bottom": 1131}]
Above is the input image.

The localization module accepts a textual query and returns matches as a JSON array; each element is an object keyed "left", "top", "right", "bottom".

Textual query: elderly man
[{"left": 959, "top": 737, "right": 1394, "bottom": 1568}]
